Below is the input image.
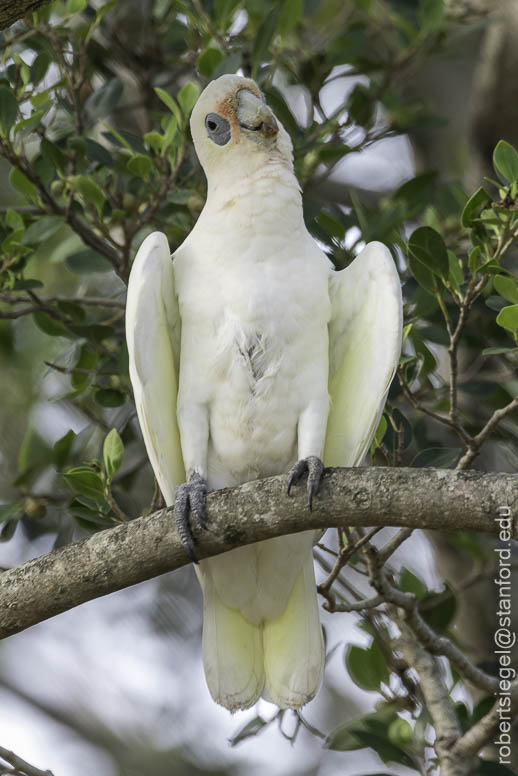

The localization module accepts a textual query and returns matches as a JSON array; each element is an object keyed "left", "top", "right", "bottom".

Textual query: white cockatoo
[{"left": 126, "top": 74, "right": 402, "bottom": 712}]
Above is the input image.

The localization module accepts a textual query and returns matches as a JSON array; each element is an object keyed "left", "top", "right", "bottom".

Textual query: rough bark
[
  {"left": 1, "top": 466, "right": 516, "bottom": 639},
  {"left": 0, "top": 0, "right": 53, "bottom": 30}
]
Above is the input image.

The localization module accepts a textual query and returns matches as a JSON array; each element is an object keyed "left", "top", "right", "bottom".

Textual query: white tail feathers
[
  {"left": 263, "top": 553, "right": 324, "bottom": 708},
  {"left": 200, "top": 550, "right": 324, "bottom": 711},
  {"left": 201, "top": 573, "right": 265, "bottom": 712}
]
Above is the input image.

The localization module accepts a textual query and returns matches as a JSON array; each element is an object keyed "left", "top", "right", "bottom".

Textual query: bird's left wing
[
  {"left": 126, "top": 231, "right": 185, "bottom": 504},
  {"left": 324, "top": 241, "right": 403, "bottom": 468}
]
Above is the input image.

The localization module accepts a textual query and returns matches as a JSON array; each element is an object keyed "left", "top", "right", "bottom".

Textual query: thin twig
[
  {"left": 377, "top": 527, "right": 414, "bottom": 564},
  {"left": 457, "top": 395, "right": 518, "bottom": 470}
]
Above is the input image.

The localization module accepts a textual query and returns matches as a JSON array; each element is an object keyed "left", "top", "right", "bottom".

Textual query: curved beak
[{"left": 237, "top": 90, "right": 278, "bottom": 138}]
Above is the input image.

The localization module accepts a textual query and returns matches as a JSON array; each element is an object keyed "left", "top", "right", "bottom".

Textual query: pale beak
[{"left": 237, "top": 90, "right": 278, "bottom": 138}]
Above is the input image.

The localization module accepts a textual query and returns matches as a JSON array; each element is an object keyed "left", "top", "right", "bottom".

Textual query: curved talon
[
  {"left": 287, "top": 456, "right": 324, "bottom": 511},
  {"left": 174, "top": 473, "right": 208, "bottom": 563}
]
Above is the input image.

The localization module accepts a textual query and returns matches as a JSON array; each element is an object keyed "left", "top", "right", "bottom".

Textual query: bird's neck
[{"left": 203, "top": 161, "right": 304, "bottom": 232}]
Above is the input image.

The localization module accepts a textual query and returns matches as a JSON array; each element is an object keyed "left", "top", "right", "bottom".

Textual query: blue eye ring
[{"left": 205, "top": 113, "right": 231, "bottom": 146}]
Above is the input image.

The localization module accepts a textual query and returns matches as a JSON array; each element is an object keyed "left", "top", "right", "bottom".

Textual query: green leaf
[
  {"left": 493, "top": 140, "right": 518, "bottom": 183},
  {"left": 411, "top": 447, "right": 461, "bottom": 468},
  {"left": 252, "top": 7, "right": 281, "bottom": 75},
  {"left": 144, "top": 131, "right": 164, "bottom": 154},
  {"left": 388, "top": 717, "right": 413, "bottom": 748},
  {"left": 72, "top": 344, "right": 98, "bottom": 391},
  {"left": 351, "top": 728, "right": 418, "bottom": 769},
  {"left": 229, "top": 716, "right": 267, "bottom": 746},
  {"left": 419, "top": 586, "right": 456, "bottom": 631},
  {"left": 326, "top": 705, "right": 400, "bottom": 752},
  {"left": 30, "top": 53, "right": 51, "bottom": 85},
  {"left": 177, "top": 81, "right": 201, "bottom": 117},
  {"left": 399, "top": 568, "right": 427, "bottom": 598},
  {"left": 12, "top": 279, "right": 43, "bottom": 290},
  {"left": 494, "top": 275, "right": 518, "bottom": 304},
  {"left": 0, "top": 502, "right": 23, "bottom": 523},
  {"left": 346, "top": 641, "right": 389, "bottom": 691},
  {"left": 31, "top": 90, "right": 51, "bottom": 108},
  {"left": 66, "top": 249, "right": 113, "bottom": 274},
  {"left": 471, "top": 697, "right": 494, "bottom": 725},
  {"left": 0, "top": 520, "right": 17, "bottom": 542},
  {"left": 41, "top": 138, "right": 67, "bottom": 173},
  {"left": 0, "top": 86, "right": 18, "bottom": 136},
  {"left": 325, "top": 722, "right": 364, "bottom": 752},
  {"left": 66, "top": 0, "right": 87, "bottom": 13},
  {"left": 487, "top": 295, "right": 511, "bottom": 312},
  {"left": 64, "top": 466, "right": 105, "bottom": 500},
  {"left": 5, "top": 209, "right": 24, "bottom": 231},
  {"left": 86, "top": 139, "right": 114, "bottom": 167},
  {"left": 213, "top": 52, "right": 242, "bottom": 78},
  {"left": 279, "top": 0, "right": 303, "bottom": 34},
  {"left": 347, "top": 83, "right": 374, "bottom": 127},
  {"left": 408, "top": 226, "right": 449, "bottom": 278},
  {"left": 155, "top": 87, "right": 182, "bottom": 125},
  {"left": 69, "top": 499, "right": 113, "bottom": 528},
  {"left": 54, "top": 430, "right": 76, "bottom": 470},
  {"left": 127, "top": 154, "right": 153, "bottom": 178},
  {"left": 475, "top": 760, "right": 516, "bottom": 776},
  {"left": 317, "top": 211, "right": 345, "bottom": 240},
  {"left": 496, "top": 304, "right": 518, "bottom": 333},
  {"left": 461, "top": 187, "right": 492, "bottom": 227},
  {"left": 33, "top": 312, "right": 71, "bottom": 338},
  {"left": 103, "top": 428, "right": 124, "bottom": 480},
  {"left": 14, "top": 109, "right": 45, "bottom": 137},
  {"left": 447, "top": 250, "right": 463, "bottom": 291},
  {"left": 2, "top": 227, "right": 24, "bottom": 251},
  {"left": 161, "top": 114, "right": 179, "bottom": 153},
  {"left": 197, "top": 47, "right": 225, "bottom": 77},
  {"left": 9, "top": 167, "right": 38, "bottom": 200},
  {"left": 94, "top": 388, "right": 125, "bottom": 407},
  {"left": 370, "top": 414, "right": 387, "bottom": 455},
  {"left": 419, "top": 0, "right": 444, "bottom": 32},
  {"left": 394, "top": 171, "right": 437, "bottom": 217},
  {"left": 408, "top": 253, "right": 437, "bottom": 294},
  {"left": 262, "top": 86, "right": 298, "bottom": 138},
  {"left": 84, "top": 78, "right": 123, "bottom": 123},
  {"left": 69, "top": 175, "right": 106, "bottom": 215},
  {"left": 22, "top": 216, "right": 65, "bottom": 245},
  {"left": 468, "top": 245, "right": 482, "bottom": 274},
  {"left": 482, "top": 346, "right": 518, "bottom": 356}
]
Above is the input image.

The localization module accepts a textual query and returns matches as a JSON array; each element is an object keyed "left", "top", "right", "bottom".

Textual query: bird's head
[{"left": 190, "top": 74, "right": 294, "bottom": 181}]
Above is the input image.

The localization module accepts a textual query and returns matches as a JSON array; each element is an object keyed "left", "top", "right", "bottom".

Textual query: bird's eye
[{"left": 205, "top": 113, "right": 231, "bottom": 146}]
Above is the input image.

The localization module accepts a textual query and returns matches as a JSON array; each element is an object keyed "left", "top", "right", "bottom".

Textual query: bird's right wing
[
  {"left": 126, "top": 231, "right": 185, "bottom": 505},
  {"left": 324, "top": 241, "right": 402, "bottom": 468}
]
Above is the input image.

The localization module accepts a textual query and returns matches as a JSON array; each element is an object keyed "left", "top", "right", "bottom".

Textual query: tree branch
[
  {"left": 0, "top": 745, "right": 53, "bottom": 776},
  {"left": 0, "top": 0, "right": 52, "bottom": 31},
  {"left": 451, "top": 678, "right": 518, "bottom": 762},
  {"left": 396, "top": 623, "right": 465, "bottom": 776},
  {"left": 1, "top": 466, "right": 516, "bottom": 640}
]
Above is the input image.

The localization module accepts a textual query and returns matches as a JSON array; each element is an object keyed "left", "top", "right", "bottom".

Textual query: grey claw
[
  {"left": 174, "top": 473, "right": 208, "bottom": 563},
  {"left": 287, "top": 459, "right": 307, "bottom": 496},
  {"left": 287, "top": 456, "right": 324, "bottom": 511}
]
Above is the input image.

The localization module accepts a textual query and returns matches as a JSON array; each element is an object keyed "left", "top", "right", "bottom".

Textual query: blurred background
[{"left": 0, "top": 0, "right": 517, "bottom": 774}]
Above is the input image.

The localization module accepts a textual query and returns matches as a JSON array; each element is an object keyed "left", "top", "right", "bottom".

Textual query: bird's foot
[
  {"left": 174, "top": 472, "right": 208, "bottom": 563},
  {"left": 287, "top": 456, "right": 324, "bottom": 511}
]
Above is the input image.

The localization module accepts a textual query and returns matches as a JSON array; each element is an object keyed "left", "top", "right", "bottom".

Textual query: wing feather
[
  {"left": 324, "top": 241, "right": 402, "bottom": 467},
  {"left": 126, "top": 232, "right": 185, "bottom": 504}
]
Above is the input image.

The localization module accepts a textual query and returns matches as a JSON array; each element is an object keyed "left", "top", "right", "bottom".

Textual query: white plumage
[{"left": 126, "top": 75, "right": 402, "bottom": 712}]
